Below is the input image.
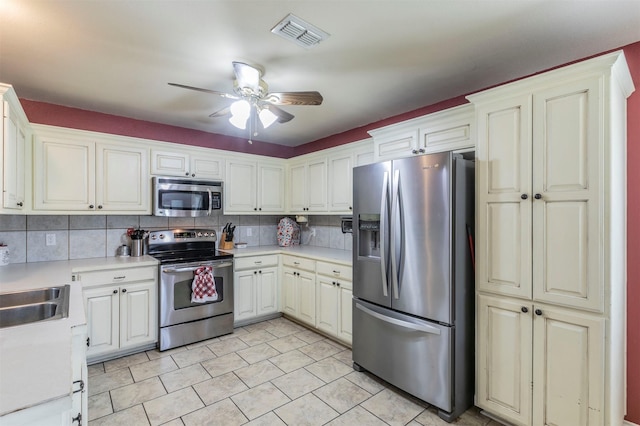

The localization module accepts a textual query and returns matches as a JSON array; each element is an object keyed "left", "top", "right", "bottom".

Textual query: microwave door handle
[{"left": 207, "top": 189, "right": 213, "bottom": 216}]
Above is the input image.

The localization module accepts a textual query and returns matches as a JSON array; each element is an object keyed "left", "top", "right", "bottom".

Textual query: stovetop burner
[{"left": 147, "top": 229, "right": 233, "bottom": 264}]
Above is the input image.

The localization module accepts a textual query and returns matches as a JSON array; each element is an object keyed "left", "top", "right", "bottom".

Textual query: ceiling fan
[{"left": 169, "top": 62, "right": 323, "bottom": 141}]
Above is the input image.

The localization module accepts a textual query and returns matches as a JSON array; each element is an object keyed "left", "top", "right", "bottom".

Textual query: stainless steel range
[{"left": 148, "top": 229, "right": 234, "bottom": 351}]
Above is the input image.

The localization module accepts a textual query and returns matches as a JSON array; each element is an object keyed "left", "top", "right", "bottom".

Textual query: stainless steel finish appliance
[
  {"left": 153, "top": 177, "right": 223, "bottom": 217},
  {"left": 148, "top": 229, "right": 234, "bottom": 351},
  {"left": 352, "top": 152, "right": 474, "bottom": 422}
]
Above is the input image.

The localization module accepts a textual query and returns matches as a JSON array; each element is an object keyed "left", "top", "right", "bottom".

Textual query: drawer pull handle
[
  {"left": 333, "top": 270, "right": 340, "bottom": 274},
  {"left": 293, "top": 261, "right": 300, "bottom": 265},
  {"left": 113, "top": 276, "right": 126, "bottom": 281},
  {"left": 254, "top": 261, "right": 263, "bottom": 264}
]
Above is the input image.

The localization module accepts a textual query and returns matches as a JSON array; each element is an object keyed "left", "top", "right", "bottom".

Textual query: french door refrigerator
[{"left": 352, "top": 151, "right": 475, "bottom": 422}]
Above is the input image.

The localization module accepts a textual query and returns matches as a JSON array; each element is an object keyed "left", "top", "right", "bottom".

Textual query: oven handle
[{"left": 162, "top": 261, "right": 233, "bottom": 273}]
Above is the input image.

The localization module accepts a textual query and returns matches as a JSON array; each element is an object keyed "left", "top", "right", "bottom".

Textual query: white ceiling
[{"left": 1, "top": 1, "right": 639, "bottom": 147}]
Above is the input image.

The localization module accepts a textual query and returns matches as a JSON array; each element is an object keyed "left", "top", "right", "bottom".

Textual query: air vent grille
[{"left": 271, "top": 14, "right": 329, "bottom": 48}]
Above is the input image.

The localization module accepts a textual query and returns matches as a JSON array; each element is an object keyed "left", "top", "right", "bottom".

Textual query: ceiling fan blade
[
  {"left": 168, "top": 82, "right": 238, "bottom": 99},
  {"left": 264, "top": 91, "right": 323, "bottom": 106},
  {"left": 267, "top": 105, "right": 295, "bottom": 123},
  {"left": 232, "top": 62, "right": 261, "bottom": 93},
  {"left": 209, "top": 106, "right": 231, "bottom": 118}
]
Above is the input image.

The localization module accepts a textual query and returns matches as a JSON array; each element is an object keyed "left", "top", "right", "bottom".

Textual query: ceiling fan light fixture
[
  {"left": 271, "top": 13, "right": 330, "bottom": 48},
  {"left": 229, "top": 99, "right": 251, "bottom": 129},
  {"left": 259, "top": 107, "right": 278, "bottom": 128}
]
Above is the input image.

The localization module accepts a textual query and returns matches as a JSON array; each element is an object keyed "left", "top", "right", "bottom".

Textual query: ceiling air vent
[{"left": 271, "top": 14, "right": 330, "bottom": 48}]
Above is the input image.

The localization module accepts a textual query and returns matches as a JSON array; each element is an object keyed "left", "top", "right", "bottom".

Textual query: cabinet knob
[
  {"left": 349, "top": 206, "right": 352, "bottom": 210},
  {"left": 122, "top": 288, "right": 127, "bottom": 293},
  {"left": 259, "top": 270, "right": 262, "bottom": 274},
  {"left": 89, "top": 204, "right": 94, "bottom": 209},
  {"left": 185, "top": 172, "right": 190, "bottom": 176},
  {"left": 16, "top": 202, "right": 23, "bottom": 207},
  {"left": 535, "top": 309, "right": 543, "bottom": 316},
  {"left": 254, "top": 271, "right": 257, "bottom": 274},
  {"left": 534, "top": 193, "right": 542, "bottom": 200},
  {"left": 113, "top": 289, "right": 118, "bottom": 294},
  {"left": 521, "top": 194, "right": 528, "bottom": 200},
  {"left": 336, "top": 282, "right": 340, "bottom": 287},
  {"left": 259, "top": 208, "right": 262, "bottom": 211},
  {"left": 191, "top": 173, "right": 196, "bottom": 177},
  {"left": 411, "top": 149, "right": 418, "bottom": 154},
  {"left": 254, "top": 207, "right": 258, "bottom": 211},
  {"left": 418, "top": 148, "right": 425, "bottom": 154},
  {"left": 521, "top": 306, "right": 528, "bottom": 313},
  {"left": 98, "top": 205, "right": 103, "bottom": 209}
]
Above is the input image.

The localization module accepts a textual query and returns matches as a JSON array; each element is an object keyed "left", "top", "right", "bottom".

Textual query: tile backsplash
[{"left": 0, "top": 214, "right": 352, "bottom": 264}]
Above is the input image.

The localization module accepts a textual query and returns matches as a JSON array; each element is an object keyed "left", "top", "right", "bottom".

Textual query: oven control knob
[
  {"left": 159, "top": 234, "right": 165, "bottom": 239},
  {"left": 197, "top": 232, "right": 203, "bottom": 237},
  {"left": 151, "top": 235, "right": 157, "bottom": 240},
  {"left": 204, "top": 232, "right": 209, "bottom": 237}
]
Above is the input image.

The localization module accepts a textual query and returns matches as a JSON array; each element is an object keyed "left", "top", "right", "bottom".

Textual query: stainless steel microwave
[{"left": 153, "top": 177, "right": 223, "bottom": 217}]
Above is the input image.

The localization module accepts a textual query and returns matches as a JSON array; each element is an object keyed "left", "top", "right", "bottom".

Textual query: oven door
[{"left": 160, "top": 260, "right": 233, "bottom": 327}]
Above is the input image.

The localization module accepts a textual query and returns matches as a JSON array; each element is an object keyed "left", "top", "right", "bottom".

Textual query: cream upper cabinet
[
  {"left": 151, "top": 149, "right": 224, "bottom": 179},
  {"left": 225, "top": 158, "right": 285, "bottom": 213},
  {"left": 1, "top": 84, "right": 28, "bottom": 211},
  {"left": 33, "top": 127, "right": 150, "bottom": 213},
  {"left": 369, "top": 104, "right": 474, "bottom": 162},
  {"left": 288, "top": 157, "right": 327, "bottom": 213},
  {"left": 469, "top": 51, "right": 634, "bottom": 426},
  {"left": 327, "top": 151, "right": 353, "bottom": 213}
]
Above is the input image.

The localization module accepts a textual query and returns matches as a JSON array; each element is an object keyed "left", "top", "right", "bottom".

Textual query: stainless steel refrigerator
[{"left": 352, "top": 151, "right": 474, "bottom": 422}]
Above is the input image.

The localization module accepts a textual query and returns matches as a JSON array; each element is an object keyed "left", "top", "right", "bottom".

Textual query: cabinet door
[
  {"left": 532, "top": 305, "right": 604, "bottom": 426},
  {"left": 84, "top": 286, "right": 119, "bottom": 358},
  {"left": 257, "top": 267, "right": 279, "bottom": 316},
  {"left": 475, "top": 95, "right": 533, "bottom": 299},
  {"left": 307, "top": 158, "right": 327, "bottom": 211},
  {"left": 338, "top": 285, "right": 353, "bottom": 343},
  {"left": 316, "top": 276, "right": 338, "bottom": 335},
  {"left": 297, "top": 271, "right": 316, "bottom": 325},
  {"left": 33, "top": 137, "right": 95, "bottom": 210},
  {"left": 288, "top": 162, "right": 307, "bottom": 212},
  {"left": 476, "top": 294, "right": 532, "bottom": 426},
  {"left": 191, "top": 156, "right": 224, "bottom": 179},
  {"left": 70, "top": 325, "right": 88, "bottom": 426},
  {"left": 96, "top": 144, "right": 149, "bottom": 212},
  {"left": 281, "top": 267, "right": 298, "bottom": 316},
  {"left": 258, "top": 164, "right": 285, "bottom": 212},
  {"left": 531, "top": 79, "right": 602, "bottom": 312},
  {"left": 374, "top": 128, "right": 419, "bottom": 161},
  {"left": 328, "top": 153, "right": 353, "bottom": 212},
  {"left": 234, "top": 270, "right": 257, "bottom": 322},
  {"left": 151, "top": 149, "right": 189, "bottom": 176},
  {"left": 2, "top": 103, "right": 26, "bottom": 210},
  {"left": 225, "top": 160, "right": 257, "bottom": 212},
  {"left": 120, "top": 281, "right": 157, "bottom": 349}
]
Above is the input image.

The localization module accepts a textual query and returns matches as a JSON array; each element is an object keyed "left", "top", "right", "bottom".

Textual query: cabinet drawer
[
  {"left": 317, "top": 261, "right": 352, "bottom": 281},
  {"left": 235, "top": 255, "right": 279, "bottom": 270},
  {"left": 77, "top": 266, "right": 156, "bottom": 288},
  {"left": 282, "top": 255, "right": 315, "bottom": 271}
]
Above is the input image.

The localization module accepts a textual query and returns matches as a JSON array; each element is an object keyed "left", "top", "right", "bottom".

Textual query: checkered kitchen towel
[{"left": 191, "top": 266, "right": 219, "bottom": 303}]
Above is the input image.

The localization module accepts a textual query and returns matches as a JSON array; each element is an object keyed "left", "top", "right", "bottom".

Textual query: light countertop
[
  {"left": 0, "top": 255, "right": 158, "bottom": 416},
  {"left": 222, "top": 245, "right": 353, "bottom": 265}
]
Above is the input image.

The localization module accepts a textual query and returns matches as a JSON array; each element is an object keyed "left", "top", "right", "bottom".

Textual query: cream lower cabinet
[
  {"left": 33, "top": 128, "right": 149, "bottom": 213},
  {"left": 477, "top": 294, "right": 604, "bottom": 426},
  {"left": 315, "top": 261, "right": 352, "bottom": 344},
  {"left": 469, "top": 51, "right": 633, "bottom": 426},
  {"left": 234, "top": 255, "right": 279, "bottom": 324},
  {"left": 78, "top": 266, "right": 157, "bottom": 362},
  {"left": 281, "top": 255, "right": 316, "bottom": 326}
]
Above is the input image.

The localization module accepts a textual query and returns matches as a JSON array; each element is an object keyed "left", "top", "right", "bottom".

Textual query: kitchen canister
[
  {"left": 0, "top": 244, "right": 9, "bottom": 266},
  {"left": 131, "top": 239, "right": 144, "bottom": 257}
]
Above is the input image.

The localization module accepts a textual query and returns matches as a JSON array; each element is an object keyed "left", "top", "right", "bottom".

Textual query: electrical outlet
[
  {"left": 247, "top": 228, "right": 252, "bottom": 236},
  {"left": 45, "top": 233, "right": 56, "bottom": 246}
]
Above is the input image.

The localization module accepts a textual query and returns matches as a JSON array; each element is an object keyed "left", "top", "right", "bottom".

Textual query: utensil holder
[{"left": 131, "top": 239, "right": 144, "bottom": 257}]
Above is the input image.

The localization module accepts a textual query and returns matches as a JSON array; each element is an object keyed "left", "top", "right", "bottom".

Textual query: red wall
[{"left": 19, "top": 40, "right": 640, "bottom": 422}]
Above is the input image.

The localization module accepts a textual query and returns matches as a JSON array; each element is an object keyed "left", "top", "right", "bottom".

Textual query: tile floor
[{"left": 88, "top": 317, "right": 499, "bottom": 426}]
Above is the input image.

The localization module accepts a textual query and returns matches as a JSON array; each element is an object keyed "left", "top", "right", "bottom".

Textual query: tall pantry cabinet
[{"left": 468, "top": 51, "right": 634, "bottom": 426}]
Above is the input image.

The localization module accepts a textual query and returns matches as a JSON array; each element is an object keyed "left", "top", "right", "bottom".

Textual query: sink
[
  {"left": 0, "top": 285, "right": 70, "bottom": 329},
  {"left": 0, "top": 287, "right": 62, "bottom": 308}
]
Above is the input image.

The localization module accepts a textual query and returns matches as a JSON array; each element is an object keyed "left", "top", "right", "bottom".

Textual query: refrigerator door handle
[
  {"left": 379, "top": 171, "right": 389, "bottom": 297},
  {"left": 355, "top": 303, "right": 441, "bottom": 335},
  {"left": 390, "top": 169, "right": 400, "bottom": 300}
]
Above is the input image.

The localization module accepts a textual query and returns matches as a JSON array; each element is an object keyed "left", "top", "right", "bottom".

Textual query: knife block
[{"left": 219, "top": 233, "right": 234, "bottom": 250}]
